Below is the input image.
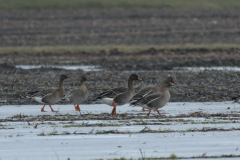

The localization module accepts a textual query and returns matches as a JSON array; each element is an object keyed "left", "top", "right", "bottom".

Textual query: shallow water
[
  {"left": 1, "top": 102, "right": 240, "bottom": 160},
  {"left": 15, "top": 65, "right": 240, "bottom": 73},
  {"left": 173, "top": 66, "right": 240, "bottom": 72},
  {"left": 15, "top": 65, "right": 102, "bottom": 71}
]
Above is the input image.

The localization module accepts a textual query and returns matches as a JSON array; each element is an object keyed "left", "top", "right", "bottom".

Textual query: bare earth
[
  {"left": 0, "top": 9, "right": 240, "bottom": 46},
  {"left": 1, "top": 49, "right": 240, "bottom": 105},
  {"left": 0, "top": 9, "right": 240, "bottom": 105}
]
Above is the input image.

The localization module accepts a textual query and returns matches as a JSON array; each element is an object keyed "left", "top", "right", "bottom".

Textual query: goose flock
[{"left": 21, "top": 74, "right": 176, "bottom": 116}]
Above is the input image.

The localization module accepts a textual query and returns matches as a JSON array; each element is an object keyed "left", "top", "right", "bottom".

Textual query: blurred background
[
  {"left": 1, "top": 0, "right": 240, "bottom": 104},
  {"left": 1, "top": 0, "right": 240, "bottom": 46}
]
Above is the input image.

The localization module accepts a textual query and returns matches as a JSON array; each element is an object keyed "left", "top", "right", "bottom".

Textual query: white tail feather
[
  {"left": 33, "top": 97, "right": 44, "bottom": 104},
  {"left": 98, "top": 98, "right": 113, "bottom": 106}
]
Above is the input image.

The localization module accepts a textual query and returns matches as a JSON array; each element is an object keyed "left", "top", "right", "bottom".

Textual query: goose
[
  {"left": 96, "top": 74, "right": 142, "bottom": 115},
  {"left": 21, "top": 74, "right": 69, "bottom": 112},
  {"left": 232, "top": 96, "right": 240, "bottom": 103},
  {"left": 65, "top": 76, "right": 88, "bottom": 111},
  {"left": 130, "top": 77, "right": 175, "bottom": 116}
]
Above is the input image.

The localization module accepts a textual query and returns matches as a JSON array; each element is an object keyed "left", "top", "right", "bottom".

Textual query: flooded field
[
  {"left": 1, "top": 7, "right": 240, "bottom": 160},
  {"left": 0, "top": 102, "right": 240, "bottom": 159}
]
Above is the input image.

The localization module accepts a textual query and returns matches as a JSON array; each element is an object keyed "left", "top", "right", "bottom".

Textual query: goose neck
[{"left": 128, "top": 79, "right": 135, "bottom": 93}]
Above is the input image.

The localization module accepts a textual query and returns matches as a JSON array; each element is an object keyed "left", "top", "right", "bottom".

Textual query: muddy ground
[
  {"left": 1, "top": 9, "right": 240, "bottom": 105},
  {"left": 0, "top": 9, "right": 240, "bottom": 46},
  {"left": 1, "top": 48, "right": 240, "bottom": 105}
]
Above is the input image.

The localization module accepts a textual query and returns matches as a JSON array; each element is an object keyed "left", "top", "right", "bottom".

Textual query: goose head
[
  {"left": 162, "top": 77, "right": 176, "bottom": 87},
  {"left": 129, "top": 74, "right": 142, "bottom": 81}
]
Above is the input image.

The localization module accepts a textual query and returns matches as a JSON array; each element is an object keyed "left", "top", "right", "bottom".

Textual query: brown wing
[{"left": 96, "top": 87, "right": 128, "bottom": 99}]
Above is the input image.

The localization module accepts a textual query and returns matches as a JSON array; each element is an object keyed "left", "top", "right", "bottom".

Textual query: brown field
[
  {"left": 1, "top": 9, "right": 240, "bottom": 105},
  {"left": 1, "top": 9, "right": 240, "bottom": 46}
]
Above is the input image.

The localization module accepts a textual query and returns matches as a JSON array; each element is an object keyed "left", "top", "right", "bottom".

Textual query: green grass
[
  {"left": 170, "top": 153, "right": 178, "bottom": 159},
  {"left": 1, "top": 44, "right": 240, "bottom": 54},
  {"left": 0, "top": 0, "right": 240, "bottom": 10}
]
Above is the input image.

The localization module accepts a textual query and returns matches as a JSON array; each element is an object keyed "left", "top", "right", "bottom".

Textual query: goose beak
[{"left": 138, "top": 78, "right": 142, "bottom": 81}]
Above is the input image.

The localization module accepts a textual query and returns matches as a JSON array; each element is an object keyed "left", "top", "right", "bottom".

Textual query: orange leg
[
  {"left": 49, "top": 105, "right": 57, "bottom": 112},
  {"left": 157, "top": 110, "right": 161, "bottom": 116},
  {"left": 75, "top": 104, "right": 80, "bottom": 111},
  {"left": 142, "top": 108, "right": 146, "bottom": 111},
  {"left": 111, "top": 101, "right": 117, "bottom": 116},
  {"left": 147, "top": 109, "right": 152, "bottom": 116},
  {"left": 41, "top": 104, "right": 46, "bottom": 112}
]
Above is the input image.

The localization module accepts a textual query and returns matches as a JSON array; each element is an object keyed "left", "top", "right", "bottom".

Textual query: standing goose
[
  {"left": 65, "top": 76, "right": 88, "bottom": 111},
  {"left": 130, "top": 77, "right": 175, "bottom": 116},
  {"left": 130, "top": 77, "right": 176, "bottom": 111},
  {"left": 96, "top": 74, "right": 142, "bottom": 115},
  {"left": 22, "top": 74, "right": 69, "bottom": 112}
]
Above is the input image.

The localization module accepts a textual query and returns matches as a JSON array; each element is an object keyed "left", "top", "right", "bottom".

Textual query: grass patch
[
  {"left": 1, "top": 0, "right": 240, "bottom": 10},
  {"left": 1, "top": 44, "right": 240, "bottom": 55},
  {"left": 170, "top": 153, "right": 178, "bottom": 159},
  {"left": 92, "top": 127, "right": 240, "bottom": 135},
  {"left": 62, "top": 123, "right": 121, "bottom": 128},
  {"left": 94, "top": 154, "right": 240, "bottom": 159},
  {"left": 47, "top": 131, "right": 57, "bottom": 135},
  {"left": 63, "top": 124, "right": 82, "bottom": 128}
]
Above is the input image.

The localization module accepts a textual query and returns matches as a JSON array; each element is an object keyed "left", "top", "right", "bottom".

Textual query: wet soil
[
  {"left": 3, "top": 112, "right": 240, "bottom": 122},
  {"left": 0, "top": 9, "right": 240, "bottom": 46},
  {"left": 1, "top": 9, "right": 240, "bottom": 105},
  {"left": 1, "top": 49, "right": 240, "bottom": 105}
]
